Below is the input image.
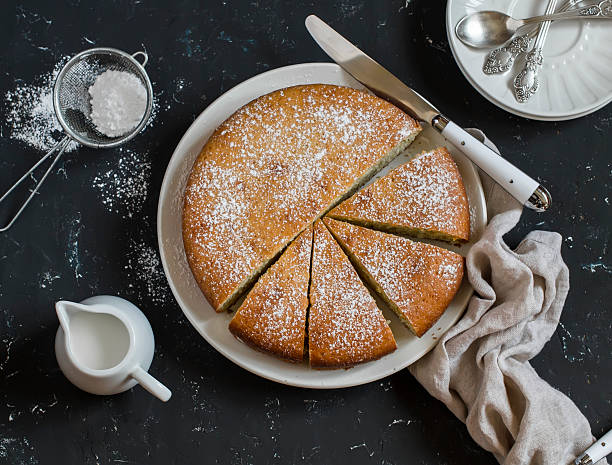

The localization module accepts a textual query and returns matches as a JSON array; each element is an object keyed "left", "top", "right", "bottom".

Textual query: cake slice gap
[
  {"left": 229, "top": 225, "right": 313, "bottom": 362},
  {"left": 308, "top": 220, "right": 396, "bottom": 369},
  {"left": 327, "top": 147, "right": 470, "bottom": 245},
  {"left": 324, "top": 218, "right": 464, "bottom": 338},
  {"left": 303, "top": 221, "right": 316, "bottom": 361}
]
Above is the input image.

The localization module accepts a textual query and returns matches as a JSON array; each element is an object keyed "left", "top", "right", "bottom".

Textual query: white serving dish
[{"left": 157, "top": 62, "right": 487, "bottom": 389}]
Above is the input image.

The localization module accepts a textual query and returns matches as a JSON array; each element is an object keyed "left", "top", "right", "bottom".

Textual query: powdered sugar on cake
[
  {"left": 325, "top": 219, "right": 463, "bottom": 337},
  {"left": 330, "top": 147, "right": 469, "bottom": 240},
  {"left": 229, "top": 227, "right": 312, "bottom": 360},
  {"left": 182, "top": 84, "right": 420, "bottom": 310},
  {"left": 364, "top": 239, "right": 462, "bottom": 307},
  {"left": 308, "top": 222, "right": 395, "bottom": 364}
]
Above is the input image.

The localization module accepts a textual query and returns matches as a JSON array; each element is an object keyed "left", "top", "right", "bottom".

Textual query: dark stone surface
[{"left": 0, "top": 1, "right": 610, "bottom": 464}]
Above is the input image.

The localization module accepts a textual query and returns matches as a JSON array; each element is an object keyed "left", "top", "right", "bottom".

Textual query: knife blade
[{"left": 304, "top": 15, "right": 551, "bottom": 212}]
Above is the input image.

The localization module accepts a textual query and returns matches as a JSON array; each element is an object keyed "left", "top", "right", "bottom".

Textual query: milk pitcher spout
[{"left": 55, "top": 300, "right": 92, "bottom": 333}]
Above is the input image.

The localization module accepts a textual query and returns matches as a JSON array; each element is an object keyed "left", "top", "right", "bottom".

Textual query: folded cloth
[{"left": 409, "top": 130, "right": 606, "bottom": 465}]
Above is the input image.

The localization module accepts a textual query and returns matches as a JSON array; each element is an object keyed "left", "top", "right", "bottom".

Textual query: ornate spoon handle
[
  {"left": 483, "top": 34, "right": 532, "bottom": 74},
  {"left": 483, "top": 0, "right": 591, "bottom": 75},
  {"left": 523, "top": 0, "right": 612, "bottom": 22},
  {"left": 513, "top": 0, "right": 558, "bottom": 102}
]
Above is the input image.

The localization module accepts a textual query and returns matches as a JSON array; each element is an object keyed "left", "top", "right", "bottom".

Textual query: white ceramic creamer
[{"left": 55, "top": 295, "right": 171, "bottom": 401}]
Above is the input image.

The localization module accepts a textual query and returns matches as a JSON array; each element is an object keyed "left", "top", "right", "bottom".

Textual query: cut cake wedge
[
  {"left": 324, "top": 218, "right": 464, "bottom": 337},
  {"left": 229, "top": 225, "right": 313, "bottom": 362},
  {"left": 308, "top": 220, "right": 396, "bottom": 368},
  {"left": 328, "top": 147, "right": 470, "bottom": 244}
]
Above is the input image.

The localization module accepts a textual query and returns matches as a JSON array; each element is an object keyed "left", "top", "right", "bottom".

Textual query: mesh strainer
[{"left": 0, "top": 47, "right": 153, "bottom": 232}]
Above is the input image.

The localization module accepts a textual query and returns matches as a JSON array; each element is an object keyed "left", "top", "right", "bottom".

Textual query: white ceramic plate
[
  {"left": 447, "top": 0, "right": 612, "bottom": 121},
  {"left": 157, "top": 63, "right": 487, "bottom": 389}
]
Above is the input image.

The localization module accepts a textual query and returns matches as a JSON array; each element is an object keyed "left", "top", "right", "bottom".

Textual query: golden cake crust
[
  {"left": 328, "top": 147, "right": 470, "bottom": 243},
  {"left": 228, "top": 226, "right": 313, "bottom": 362},
  {"left": 308, "top": 221, "right": 397, "bottom": 368},
  {"left": 324, "top": 218, "right": 464, "bottom": 337},
  {"left": 182, "top": 84, "right": 421, "bottom": 311}
]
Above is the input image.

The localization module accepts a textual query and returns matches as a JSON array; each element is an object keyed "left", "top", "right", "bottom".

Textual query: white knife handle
[
  {"left": 436, "top": 117, "right": 551, "bottom": 211},
  {"left": 575, "top": 429, "right": 612, "bottom": 464}
]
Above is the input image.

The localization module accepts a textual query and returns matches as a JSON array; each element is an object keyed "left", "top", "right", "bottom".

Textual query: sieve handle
[
  {"left": 0, "top": 136, "right": 71, "bottom": 232},
  {"left": 132, "top": 51, "right": 148, "bottom": 67}
]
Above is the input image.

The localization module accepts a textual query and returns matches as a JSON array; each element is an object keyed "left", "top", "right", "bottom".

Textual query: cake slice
[
  {"left": 229, "top": 225, "right": 313, "bottom": 362},
  {"left": 182, "top": 84, "right": 421, "bottom": 312},
  {"left": 324, "top": 218, "right": 464, "bottom": 337},
  {"left": 328, "top": 147, "right": 470, "bottom": 243},
  {"left": 308, "top": 221, "right": 396, "bottom": 368}
]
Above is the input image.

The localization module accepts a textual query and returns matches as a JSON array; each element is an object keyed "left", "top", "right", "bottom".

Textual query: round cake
[
  {"left": 182, "top": 83, "right": 468, "bottom": 369},
  {"left": 182, "top": 84, "right": 421, "bottom": 313}
]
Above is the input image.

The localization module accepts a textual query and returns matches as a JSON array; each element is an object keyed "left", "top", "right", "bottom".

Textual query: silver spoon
[
  {"left": 482, "top": 0, "right": 586, "bottom": 74},
  {"left": 456, "top": 0, "right": 612, "bottom": 48}
]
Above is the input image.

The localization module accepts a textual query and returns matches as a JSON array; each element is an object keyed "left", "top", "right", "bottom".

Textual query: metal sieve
[{"left": 0, "top": 47, "right": 153, "bottom": 232}]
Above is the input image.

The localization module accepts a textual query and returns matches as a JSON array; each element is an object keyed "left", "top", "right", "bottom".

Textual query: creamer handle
[{"left": 131, "top": 366, "right": 171, "bottom": 402}]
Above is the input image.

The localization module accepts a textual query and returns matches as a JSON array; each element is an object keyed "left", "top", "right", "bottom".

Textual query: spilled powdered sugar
[
  {"left": 4, "top": 57, "right": 78, "bottom": 153},
  {"left": 65, "top": 213, "right": 84, "bottom": 280},
  {"left": 39, "top": 270, "right": 61, "bottom": 290},
  {"left": 0, "top": 436, "right": 38, "bottom": 464},
  {"left": 92, "top": 147, "right": 151, "bottom": 218},
  {"left": 125, "top": 239, "right": 171, "bottom": 305}
]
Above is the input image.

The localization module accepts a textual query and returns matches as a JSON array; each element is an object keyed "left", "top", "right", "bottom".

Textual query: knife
[
  {"left": 575, "top": 428, "right": 612, "bottom": 465},
  {"left": 305, "top": 15, "right": 551, "bottom": 212}
]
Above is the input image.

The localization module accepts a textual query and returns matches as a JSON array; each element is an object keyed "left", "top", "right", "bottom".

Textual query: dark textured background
[{"left": 0, "top": 1, "right": 610, "bottom": 464}]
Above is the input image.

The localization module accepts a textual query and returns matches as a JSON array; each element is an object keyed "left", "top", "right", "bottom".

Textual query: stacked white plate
[{"left": 446, "top": 0, "right": 612, "bottom": 120}]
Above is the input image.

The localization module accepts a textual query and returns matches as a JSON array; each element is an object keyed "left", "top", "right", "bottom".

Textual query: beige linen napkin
[{"left": 409, "top": 130, "right": 606, "bottom": 465}]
